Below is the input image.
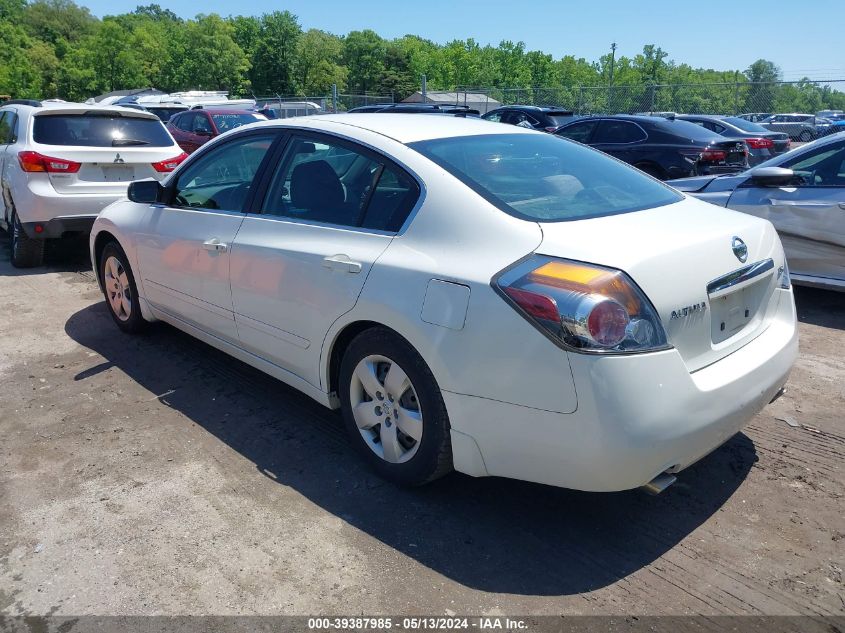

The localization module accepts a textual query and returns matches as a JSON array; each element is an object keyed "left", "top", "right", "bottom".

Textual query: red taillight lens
[
  {"left": 503, "top": 287, "right": 560, "bottom": 322},
  {"left": 18, "top": 151, "right": 81, "bottom": 173},
  {"left": 587, "top": 299, "right": 629, "bottom": 347},
  {"left": 151, "top": 152, "right": 188, "bottom": 173},
  {"left": 745, "top": 137, "right": 774, "bottom": 149},
  {"left": 495, "top": 256, "right": 669, "bottom": 353},
  {"left": 699, "top": 149, "right": 727, "bottom": 162}
]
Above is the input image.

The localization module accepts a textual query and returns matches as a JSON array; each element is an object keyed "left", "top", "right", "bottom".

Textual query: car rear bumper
[
  {"left": 13, "top": 176, "right": 125, "bottom": 227},
  {"left": 20, "top": 215, "right": 97, "bottom": 239},
  {"left": 445, "top": 288, "right": 798, "bottom": 492}
]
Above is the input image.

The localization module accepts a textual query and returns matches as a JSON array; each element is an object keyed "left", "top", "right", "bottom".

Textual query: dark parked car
[
  {"left": 144, "top": 105, "right": 189, "bottom": 123},
  {"left": 347, "top": 103, "right": 480, "bottom": 116},
  {"left": 677, "top": 114, "right": 790, "bottom": 165},
  {"left": 554, "top": 115, "right": 749, "bottom": 179},
  {"left": 167, "top": 108, "right": 267, "bottom": 153},
  {"left": 482, "top": 105, "right": 577, "bottom": 132}
]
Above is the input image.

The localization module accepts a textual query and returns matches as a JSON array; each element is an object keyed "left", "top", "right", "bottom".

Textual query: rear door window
[
  {"left": 33, "top": 114, "right": 174, "bottom": 147},
  {"left": 0, "top": 112, "right": 10, "bottom": 143}
]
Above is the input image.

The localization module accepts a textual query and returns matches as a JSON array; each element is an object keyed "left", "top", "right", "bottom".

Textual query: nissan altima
[{"left": 90, "top": 114, "right": 798, "bottom": 493}]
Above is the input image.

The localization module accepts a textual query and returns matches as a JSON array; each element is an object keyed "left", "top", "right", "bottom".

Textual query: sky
[{"left": 80, "top": 0, "right": 843, "bottom": 81}]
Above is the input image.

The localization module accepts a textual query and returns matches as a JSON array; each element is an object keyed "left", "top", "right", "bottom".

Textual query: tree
[
  {"left": 295, "top": 28, "right": 346, "bottom": 95},
  {"left": 22, "top": 0, "right": 96, "bottom": 45},
  {"left": 178, "top": 14, "right": 250, "bottom": 92},
  {"left": 744, "top": 59, "right": 781, "bottom": 113},
  {"left": 251, "top": 11, "right": 301, "bottom": 95},
  {"left": 344, "top": 30, "right": 385, "bottom": 94},
  {"left": 132, "top": 3, "right": 181, "bottom": 22}
]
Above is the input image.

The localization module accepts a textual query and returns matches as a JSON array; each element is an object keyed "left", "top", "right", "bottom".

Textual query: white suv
[{"left": 0, "top": 100, "right": 186, "bottom": 267}]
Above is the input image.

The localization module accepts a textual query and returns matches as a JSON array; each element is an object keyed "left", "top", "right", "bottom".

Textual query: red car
[{"left": 166, "top": 109, "right": 267, "bottom": 154}]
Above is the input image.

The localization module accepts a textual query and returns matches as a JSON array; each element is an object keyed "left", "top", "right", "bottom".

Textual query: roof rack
[{"left": 3, "top": 99, "right": 42, "bottom": 107}]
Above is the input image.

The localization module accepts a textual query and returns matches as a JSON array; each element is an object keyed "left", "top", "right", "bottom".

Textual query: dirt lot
[{"left": 0, "top": 237, "right": 843, "bottom": 617}]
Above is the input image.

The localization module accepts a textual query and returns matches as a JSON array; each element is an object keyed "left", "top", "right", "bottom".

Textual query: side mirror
[
  {"left": 128, "top": 179, "right": 162, "bottom": 204},
  {"left": 748, "top": 166, "right": 796, "bottom": 187}
]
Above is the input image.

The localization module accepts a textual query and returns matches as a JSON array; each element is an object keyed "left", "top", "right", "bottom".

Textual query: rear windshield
[
  {"left": 654, "top": 118, "right": 723, "bottom": 142},
  {"left": 723, "top": 117, "right": 769, "bottom": 133},
  {"left": 33, "top": 113, "right": 174, "bottom": 147},
  {"left": 409, "top": 133, "right": 682, "bottom": 222},
  {"left": 210, "top": 113, "right": 263, "bottom": 132}
]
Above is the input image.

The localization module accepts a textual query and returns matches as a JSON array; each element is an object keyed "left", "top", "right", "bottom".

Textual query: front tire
[
  {"left": 99, "top": 241, "right": 146, "bottom": 334},
  {"left": 9, "top": 210, "right": 45, "bottom": 268},
  {"left": 798, "top": 130, "right": 812, "bottom": 142},
  {"left": 339, "top": 328, "right": 453, "bottom": 486}
]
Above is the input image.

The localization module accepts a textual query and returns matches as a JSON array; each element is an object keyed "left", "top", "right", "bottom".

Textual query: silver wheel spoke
[
  {"left": 384, "top": 363, "right": 410, "bottom": 399},
  {"left": 120, "top": 295, "right": 131, "bottom": 316},
  {"left": 352, "top": 401, "right": 381, "bottom": 430},
  {"left": 118, "top": 271, "right": 129, "bottom": 289},
  {"left": 396, "top": 407, "right": 423, "bottom": 442},
  {"left": 355, "top": 360, "right": 383, "bottom": 399},
  {"left": 380, "top": 423, "right": 402, "bottom": 463}
]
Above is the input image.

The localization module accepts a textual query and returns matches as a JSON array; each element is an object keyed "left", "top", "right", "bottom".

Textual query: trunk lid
[
  {"left": 38, "top": 146, "right": 177, "bottom": 194},
  {"left": 536, "top": 197, "right": 785, "bottom": 372}
]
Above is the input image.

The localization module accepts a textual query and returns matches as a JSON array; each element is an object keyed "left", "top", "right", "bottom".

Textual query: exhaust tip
[{"left": 641, "top": 472, "right": 677, "bottom": 495}]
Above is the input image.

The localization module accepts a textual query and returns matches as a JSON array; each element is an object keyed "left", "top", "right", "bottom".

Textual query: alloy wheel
[
  {"left": 103, "top": 255, "right": 132, "bottom": 322},
  {"left": 349, "top": 354, "right": 423, "bottom": 464}
]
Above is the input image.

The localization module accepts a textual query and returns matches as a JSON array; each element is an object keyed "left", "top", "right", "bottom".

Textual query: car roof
[
  {"left": 495, "top": 105, "right": 573, "bottom": 113},
  {"left": 0, "top": 101, "right": 160, "bottom": 121},
  {"left": 253, "top": 113, "right": 534, "bottom": 144},
  {"left": 193, "top": 108, "right": 259, "bottom": 115}
]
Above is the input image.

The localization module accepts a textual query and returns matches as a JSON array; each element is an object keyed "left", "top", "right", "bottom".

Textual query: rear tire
[
  {"left": 99, "top": 241, "right": 147, "bottom": 334},
  {"left": 9, "top": 209, "right": 45, "bottom": 268},
  {"left": 798, "top": 130, "right": 812, "bottom": 142},
  {"left": 339, "top": 327, "right": 453, "bottom": 486}
]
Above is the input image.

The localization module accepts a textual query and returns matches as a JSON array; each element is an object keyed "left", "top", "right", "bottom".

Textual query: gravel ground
[{"left": 0, "top": 236, "right": 843, "bottom": 617}]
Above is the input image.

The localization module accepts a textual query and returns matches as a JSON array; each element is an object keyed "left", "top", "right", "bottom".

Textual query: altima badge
[
  {"left": 731, "top": 236, "right": 748, "bottom": 263},
  {"left": 670, "top": 302, "right": 706, "bottom": 320}
]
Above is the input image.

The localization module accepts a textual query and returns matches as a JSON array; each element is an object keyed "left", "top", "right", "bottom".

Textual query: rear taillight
[
  {"left": 18, "top": 151, "right": 81, "bottom": 173},
  {"left": 494, "top": 256, "right": 670, "bottom": 354},
  {"left": 746, "top": 137, "right": 774, "bottom": 149},
  {"left": 151, "top": 152, "right": 188, "bottom": 173},
  {"left": 699, "top": 149, "right": 727, "bottom": 162}
]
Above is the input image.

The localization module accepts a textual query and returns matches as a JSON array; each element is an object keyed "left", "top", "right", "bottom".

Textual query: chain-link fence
[
  {"left": 254, "top": 92, "right": 395, "bottom": 117},
  {"left": 455, "top": 80, "right": 845, "bottom": 117}
]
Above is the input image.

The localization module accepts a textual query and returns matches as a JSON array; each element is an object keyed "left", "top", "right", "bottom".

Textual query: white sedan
[{"left": 90, "top": 114, "right": 798, "bottom": 493}]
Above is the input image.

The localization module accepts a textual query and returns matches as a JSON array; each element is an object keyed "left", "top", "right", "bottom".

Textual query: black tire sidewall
[
  {"left": 10, "top": 209, "right": 44, "bottom": 268},
  {"left": 99, "top": 242, "right": 146, "bottom": 334},
  {"left": 339, "top": 328, "right": 452, "bottom": 486}
]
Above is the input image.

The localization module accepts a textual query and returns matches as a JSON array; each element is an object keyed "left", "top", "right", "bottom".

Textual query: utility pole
[
  {"left": 421, "top": 74, "right": 427, "bottom": 103},
  {"left": 608, "top": 42, "right": 617, "bottom": 113}
]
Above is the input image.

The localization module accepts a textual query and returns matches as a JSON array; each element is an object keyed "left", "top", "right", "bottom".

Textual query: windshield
[
  {"left": 723, "top": 117, "right": 769, "bottom": 133},
  {"left": 33, "top": 114, "right": 174, "bottom": 147},
  {"left": 210, "top": 113, "right": 263, "bottom": 132},
  {"left": 409, "top": 133, "right": 682, "bottom": 222}
]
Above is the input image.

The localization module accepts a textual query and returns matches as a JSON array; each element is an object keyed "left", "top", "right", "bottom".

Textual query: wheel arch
[{"left": 323, "top": 319, "right": 436, "bottom": 407}]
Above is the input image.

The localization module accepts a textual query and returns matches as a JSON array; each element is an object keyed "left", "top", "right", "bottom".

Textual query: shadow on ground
[
  {"left": 0, "top": 231, "right": 90, "bottom": 276},
  {"left": 794, "top": 286, "right": 845, "bottom": 330},
  {"left": 64, "top": 302, "right": 758, "bottom": 596}
]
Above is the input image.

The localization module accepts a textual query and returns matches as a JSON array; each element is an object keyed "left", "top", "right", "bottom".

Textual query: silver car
[
  {"left": 668, "top": 132, "right": 845, "bottom": 291},
  {"left": 760, "top": 113, "right": 818, "bottom": 142}
]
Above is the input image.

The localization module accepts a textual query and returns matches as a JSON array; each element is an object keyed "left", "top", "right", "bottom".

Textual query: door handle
[
  {"left": 323, "top": 254, "right": 362, "bottom": 274},
  {"left": 202, "top": 238, "right": 228, "bottom": 253}
]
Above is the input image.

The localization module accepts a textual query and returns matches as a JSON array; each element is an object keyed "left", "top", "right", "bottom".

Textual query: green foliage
[{"left": 0, "top": 1, "right": 842, "bottom": 115}]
